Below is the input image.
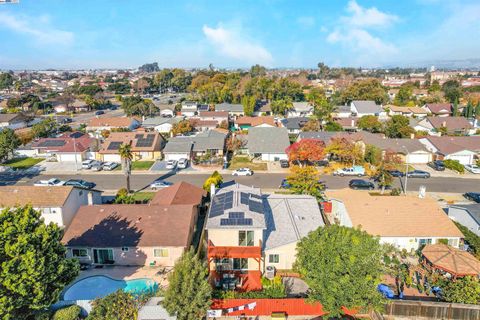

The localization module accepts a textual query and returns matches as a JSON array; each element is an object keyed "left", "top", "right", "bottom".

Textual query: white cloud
[
  {"left": 345, "top": 0, "right": 399, "bottom": 28},
  {"left": 327, "top": 28, "right": 397, "bottom": 55},
  {"left": 0, "top": 11, "right": 73, "bottom": 46},
  {"left": 202, "top": 24, "right": 273, "bottom": 65},
  {"left": 297, "top": 16, "right": 315, "bottom": 28}
]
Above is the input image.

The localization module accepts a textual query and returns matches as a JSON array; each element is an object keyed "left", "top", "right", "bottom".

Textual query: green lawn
[
  {"left": 229, "top": 155, "right": 268, "bottom": 171},
  {"left": 131, "top": 192, "right": 155, "bottom": 202},
  {"left": 131, "top": 161, "right": 154, "bottom": 170},
  {"left": 3, "top": 157, "right": 44, "bottom": 170}
]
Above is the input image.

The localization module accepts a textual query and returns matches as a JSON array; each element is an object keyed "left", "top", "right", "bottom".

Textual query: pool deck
[{"left": 75, "top": 265, "right": 171, "bottom": 288}]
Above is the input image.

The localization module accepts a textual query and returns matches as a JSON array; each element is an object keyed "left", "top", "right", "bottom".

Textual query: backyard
[
  {"left": 3, "top": 157, "right": 44, "bottom": 170},
  {"left": 229, "top": 155, "right": 267, "bottom": 171}
]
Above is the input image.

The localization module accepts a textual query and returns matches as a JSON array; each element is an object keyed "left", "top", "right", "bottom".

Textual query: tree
[
  {"left": 0, "top": 206, "right": 79, "bottom": 319},
  {"left": 317, "top": 62, "right": 330, "bottom": 79},
  {"left": 172, "top": 120, "right": 193, "bottom": 136},
  {"left": 464, "top": 100, "right": 474, "bottom": 118},
  {"left": 475, "top": 101, "right": 480, "bottom": 118},
  {"left": 241, "top": 95, "right": 256, "bottom": 116},
  {"left": 442, "top": 80, "right": 463, "bottom": 103},
  {"left": 286, "top": 166, "right": 324, "bottom": 199},
  {"left": 364, "top": 144, "right": 382, "bottom": 166},
  {"left": 428, "top": 80, "right": 441, "bottom": 93},
  {"left": 119, "top": 143, "right": 133, "bottom": 193},
  {"left": 250, "top": 64, "right": 267, "bottom": 78},
  {"left": 87, "top": 290, "right": 143, "bottom": 320},
  {"left": 162, "top": 249, "right": 212, "bottom": 320},
  {"left": 324, "top": 121, "right": 343, "bottom": 132},
  {"left": 31, "top": 118, "right": 58, "bottom": 138},
  {"left": 0, "top": 128, "right": 20, "bottom": 162},
  {"left": 357, "top": 115, "right": 383, "bottom": 133},
  {"left": 393, "top": 83, "right": 414, "bottom": 106},
  {"left": 138, "top": 62, "right": 160, "bottom": 73},
  {"left": 0, "top": 72, "right": 14, "bottom": 90},
  {"left": 285, "top": 139, "right": 325, "bottom": 166},
  {"left": 442, "top": 276, "right": 480, "bottom": 304},
  {"left": 301, "top": 119, "right": 320, "bottom": 132},
  {"left": 203, "top": 170, "right": 223, "bottom": 192},
  {"left": 307, "top": 88, "right": 336, "bottom": 126},
  {"left": 294, "top": 225, "right": 384, "bottom": 317},
  {"left": 325, "top": 138, "right": 363, "bottom": 165},
  {"left": 270, "top": 98, "right": 293, "bottom": 115},
  {"left": 341, "top": 79, "right": 388, "bottom": 105},
  {"left": 226, "top": 136, "right": 245, "bottom": 154},
  {"left": 121, "top": 95, "right": 156, "bottom": 117},
  {"left": 384, "top": 115, "right": 415, "bottom": 138}
]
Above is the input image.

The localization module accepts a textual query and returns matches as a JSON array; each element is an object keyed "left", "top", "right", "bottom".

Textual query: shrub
[
  {"left": 34, "top": 310, "right": 52, "bottom": 320},
  {"left": 53, "top": 305, "right": 81, "bottom": 320},
  {"left": 390, "top": 188, "right": 401, "bottom": 196},
  {"left": 443, "top": 159, "right": 464, "bottom": 173}
]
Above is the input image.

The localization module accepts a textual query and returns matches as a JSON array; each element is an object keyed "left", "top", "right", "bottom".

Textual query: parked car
[
  {"left": 427, "top": 160, "right": 445, "bottom": 171},
  {"left": 94, "top": 110, "right": 104, "bottom": 116},
  {"left": 406, "top": 170, "right": 430, "bottom": 178},
  {"left": 109, "top": 105, "right": 118, "bottom": 110},
  {"left": 177, "top": 158, "right": 189, "bottom": 169},
  {"left": 91, "top": 161, "right": 103, "bottom": 171},
  {"left": 61, "top": 117, "right": 73, "bottom": 124},
  {"left": 82, "top": 159, "right": 95, "bottom": 169},
  {"left": 150, "top": 179, "right": 173, "bottom": 190},
  {"left": 64, "top": 179, "right": 96, "bottom": 189},
  {"left": 387, "top": 170, "right": 404, "bottom": 177},
  {"left": 349, "top": 179, "right": 375, "bottom": 190},
  {"left": 279, "top": 159, "right": 289, "bottom": 168},
  {"left": 232, "top": 168, "right": 253, "bottom": 176},
  {"left": 333, "top": 166, "right": 365, "bottom": 177},
  {"left": 166, "top": 160, "right": 178, "bottom": 170},
  {"left": 464, "top": 192, "right": 480, "bottom": 203},
  {"left": 34, "top": 178, "right": 65, "bottom": 186},
  {"left": 465, "top": 164, "right": 480, "bottom": 174},
  {"left": 103, "top": 162, "right": 119, "bottom": 171}
]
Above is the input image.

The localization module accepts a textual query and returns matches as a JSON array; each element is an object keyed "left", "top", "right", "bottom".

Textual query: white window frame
[
  {"left": 72, "top": 248, "right": 88, "bottom": 257},
  {"left": 154, "top": 248, "right": 169, "bottom": 258},
  {"left": 121, "top": 247, "right": 129, "bottom": 252},
  {"left": 269, "top": 254, "right": 279, "bottom": 264}
]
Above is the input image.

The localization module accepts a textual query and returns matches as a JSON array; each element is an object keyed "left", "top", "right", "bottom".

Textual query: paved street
[{"left": 5, "top": 172, "right": 479, "bottom": 194}]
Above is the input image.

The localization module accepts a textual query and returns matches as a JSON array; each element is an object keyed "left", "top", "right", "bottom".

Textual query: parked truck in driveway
[{"left": 333, "top": 165, "right": 365, "bottom": 177}]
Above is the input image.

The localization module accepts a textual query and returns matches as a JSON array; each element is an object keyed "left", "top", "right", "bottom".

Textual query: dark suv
[
  {"left": 349, "top": 179, "right": 375, "bottom": 190},
  {"left": 64, "top": 179, "right": 96, "bottom": 189},
  {"left": 279, "top": 159, "right": 289, "bottom": 168},
  {"left": 428, "top": 160, "right": 445, "bottom": 171}
]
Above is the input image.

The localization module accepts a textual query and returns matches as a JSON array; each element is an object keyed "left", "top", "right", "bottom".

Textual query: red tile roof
[{"left": 210, "top": 299, "right": 326, "bottom": 317}]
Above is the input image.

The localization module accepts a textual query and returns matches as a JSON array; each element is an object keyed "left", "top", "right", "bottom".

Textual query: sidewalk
[{"left": 415, "top": 164, "right": 480, "bottom": 180}]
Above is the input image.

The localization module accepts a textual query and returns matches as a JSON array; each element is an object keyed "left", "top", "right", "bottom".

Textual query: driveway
[
  {"left": 415, "top": 164, "right": 480, "bottom": 179},
  {"left": 40, "top": 161, "right": 82, "bottom": 173},
  {"left": 150, "top": 160, "right": 196, "bottom": 172}
]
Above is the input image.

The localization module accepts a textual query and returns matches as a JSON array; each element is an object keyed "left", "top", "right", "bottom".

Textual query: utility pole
[
  {"left": 73, "top": 137, "right": 78, "bottom": 172},
  {"left": 402, "top": 146, "right": 409, "bottom": 196}
]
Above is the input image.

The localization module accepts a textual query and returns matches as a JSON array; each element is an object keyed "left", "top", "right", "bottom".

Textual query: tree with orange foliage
[{"left": 286, "top": 139, "right": 325, "bottom": 166}]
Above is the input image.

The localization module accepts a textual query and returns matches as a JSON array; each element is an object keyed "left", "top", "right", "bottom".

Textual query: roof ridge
[{"left": 284, "top": 198, "right": 301, "bottom": 241}]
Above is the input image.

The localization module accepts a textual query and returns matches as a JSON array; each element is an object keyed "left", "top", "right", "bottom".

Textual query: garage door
[
  {"left": 103, "top": 154, "right": 121, "bottom": 162},
  {"left": 406, "top": 153, "right": 431, "bottom": 164},
  {"left": 165, "top": 153, "right": 188, "bottom": 161},
  {"left": 57, "top": 153, "right": 83, "bottom": 162},
  {"left": 448, "top": 154, "right": 472, "bottom": 165}
]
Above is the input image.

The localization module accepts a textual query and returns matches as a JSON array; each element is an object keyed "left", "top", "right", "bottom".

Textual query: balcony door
[
  {"left": 233, "top": 258, "right": 248, "bottom": 270},
  {"left": 93, "top": 248, "right": 113, "bottom": 264}
]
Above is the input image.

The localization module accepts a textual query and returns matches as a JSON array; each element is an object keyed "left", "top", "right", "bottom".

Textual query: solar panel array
[
  {"left": 229, "top": 212, "right": 244, "bottom": 219},
  {"left": 135, "top": 134, "right": 155, "bottom": 148},
  {"left": 220, "top": 218, "right": 253, "bottom": 226},
  {"left": 209, "top": 191, "right": 234, "bottom": 217},
  {"left": 38, "top": 140, "right": 66, "bottom": 147},
  {"left": 240, "top": 192, "right": 249, "bottom": 205},
  {"left": 198, "top": 104, "right": 209, "bottom": 111},
  {"left": 69, "top": 132, "right": 84, "bottom": 139},
  {"left": 249, "top": 200, "right": 263, "bottom": 213},
  {"left": 107, "top": 141, "right": 122, "bottom": 150}
]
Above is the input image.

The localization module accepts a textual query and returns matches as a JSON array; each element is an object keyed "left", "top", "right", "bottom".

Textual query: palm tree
[{"left": 119, "top": 143, "right": 133, "bottom": 193}]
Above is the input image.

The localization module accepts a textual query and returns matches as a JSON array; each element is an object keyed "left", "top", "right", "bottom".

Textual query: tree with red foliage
[{"left": 286, "top": 139, "right": 325, "bottom": 166}]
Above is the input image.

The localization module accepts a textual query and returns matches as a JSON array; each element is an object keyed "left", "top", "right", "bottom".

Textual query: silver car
[
  {"left": 177, "top": 158, "right": 189, "bottom": 169},
  {"left": 166, "top": 160, "right": 178, "bottom": 170},
  {"left": 150, "top": 180, "right": 173, "bottom": 190}
]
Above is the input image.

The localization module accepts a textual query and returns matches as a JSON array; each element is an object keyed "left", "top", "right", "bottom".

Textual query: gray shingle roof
[
  {"left": 141, "top": 116, "right": 184, "bottom": 127},
  {"left": 215, "top": 103, "right": 244, "bottom": 112},
  {"left": 247, "top": 127, "right": 290, "bottom": 154},
  {"left": 138, "top": 298, "right": 176, "bottom": 320},
  {"left": 163, "top": 140, "right": 193, "bottom": 153},
  {"left": 351, "top": 100, "right": 383, "bottom": 114},
  {"left": 292, "top": 102, "right": 313, "bottom": 112},
  {"left": 281, "top": 117, "right": 309, "bottom": 130},
  {"left": 165, "top": 130, "right": 226, "bottom": 153},
  {"left": 450, "top": 204, "right": 480, "bottom": 225}
]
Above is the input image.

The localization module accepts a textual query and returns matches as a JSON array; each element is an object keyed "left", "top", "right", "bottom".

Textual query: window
[
  {"left": 72, "top": 249, "right": 88, "bottom": 257},
  {"left": 154, "top": 248, "right": 169, "bottom": 257},
  {"left": 121, "top": 247, "right": 129, "bottom": 252},
  {"left": 418, "top": 238, "right": 432, "bottom": 246},
  {"left": 269, "top": 254, "right": 279, "bottom": 263},
  {"left": 239, "top": 231, "right": 254, "bottom": 246},
  {"left": 233, "top": 258, "right": 248, "bottom": 270}
]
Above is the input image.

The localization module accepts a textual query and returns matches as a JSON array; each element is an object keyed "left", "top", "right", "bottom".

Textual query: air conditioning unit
[{"left": 265, "top": 266, "right": 276, "bottom": 279}]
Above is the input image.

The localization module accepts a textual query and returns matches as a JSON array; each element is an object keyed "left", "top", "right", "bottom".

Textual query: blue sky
[{"left": 0, "top": 0, "right": 479, "bottom": 69}]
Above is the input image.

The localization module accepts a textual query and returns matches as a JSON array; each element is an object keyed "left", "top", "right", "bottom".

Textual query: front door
[{"left": 93, "top": 249, "right": 114, "bottom": 264}]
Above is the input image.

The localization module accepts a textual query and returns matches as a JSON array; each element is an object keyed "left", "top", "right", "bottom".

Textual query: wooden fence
[{"left": 378, "top": 300, "right": 480, "bottom": 320}]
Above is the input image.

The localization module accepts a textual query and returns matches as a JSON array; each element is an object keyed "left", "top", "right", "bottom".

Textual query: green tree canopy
[
  {"left": 384, "top": 115, "right": 415, "bottom": 138},
  {"left": 203, "top": 170, "right": 223, "bottom": 192},
  {"left": 87, "top": 290, "right": 142, "bottom": 320},
  {"left": 31, "top": 118, "right": 58, "bottom": 138},
  {"left": 162, "top": 249, "right": 212, "bottom": 320},
  {"left": 442, "top": 80, "right": 463, "bottom": 103},
  {"left": 442, "top": 276, "right": 480, "bottom": 304},
  {"left": 393, "top": 83, "right": 415, "bottom": 106},
  {"left": 341, "top": 79, "right": 388, "bottom": 105},
  {"left": 294, "top": 225, "right": 384, "bottom": 317},
  {"left": 0, "top": 72, "right": 14, "bottom": 90},
  {"left": 0, "top": 128, "right": 21, "bottom": 162},
  {"left": 286, "top": 166, "right": 324, "bottom": 199},
  {"left": 0, "top": 206, "right": 79, "bottom": 319},
  {"left": 241, "top": 95, "right": 256, "bottom": 116},
  {"left": 357, "top": 115, "right": 383, "bottom": 133}
]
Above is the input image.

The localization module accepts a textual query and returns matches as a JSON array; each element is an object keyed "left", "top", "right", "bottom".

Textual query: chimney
[
  {"left": 351, "top": 119, "right": 354, "bottom": 127},
  {"left": 442, "top": 121, "right": 446, "bottom": 128},
  {"left": 210, "top": 183, "right": 216, "bottom": 196},
  {"left": 87, "top": 192, "right": 93, "bottom": 205}
]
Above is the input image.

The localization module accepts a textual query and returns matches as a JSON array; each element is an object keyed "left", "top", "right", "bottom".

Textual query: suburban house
[
  {"left": 86, "top": 117, "right": 140, "bottom": 132},
  {"left": 215, "top": 103, "right": 244, "bottom": 117},
  {"left": 180, "top": 101, "right": 198, "bottom": 117},
  {"left": 280, "top": 117, "right": 309, "bottom": 134},
  {"left": 419, "top": 136, "right": 480, "bottom": 165},
  {"left": 334, "top": 117, "right": 359, "bottom": 131},
  {"left": 247, "top": 127, "right": 290, "bottom": 161},
  {"left": 253, "top": 100, "right": 272, "bottom": 116},
  {"left": 234, "top": 116, "right": 276, "bottom": 131},
  {"left": 163, "top": 130, "right": 227, "bottom": 161},
  {"left": 414, "top": 116, "right": 474, "bottom": 135},
  {"left": 286, "top": 102, "right": 314, "bottom": 117},
  {"left": 197, "top": 111, "right": 229, "bottom": 125},
  {"left": 324, "top": 189, "right": 463, "bottom": 251},
  {"left": 98, "top": 131, "right": 165, "bottom": 162},
  {"left": 206, "top": 183, "right": 323, "bottom": 291},
  {"left": 62, "top": 182, "right": 204, "bottom": 267},
  {"left": 190, "top": 119, "right": 218, "bottom": 132},
  {"left": 0, "top": 186, "right": 101, "bottom": 228},
  {"left": 423, "top": 103, "right": 452, "bottom": 117},
  {"left": 141, "top": 116, "right": 184, "bottom": 134},
  {"left": 0, "top": 113, "right": 31, "bottom": 130},
  {"left": 350, "top": 100, "right": 386, "bottom": 118},
  {"left": 448, "top": 204, "right": 480, "bottom": 236},
  {"left": 386, "top": 105, "right": 428, "bottom": 118},
  {"left": 29, "top": 132, "right": 97, "bottom": 162},
  {"left": 333, "top": 105, "right": 352, "bottom": 118},
  {"left": 52, "top": 99, "right": 89, "bottom": 113}
]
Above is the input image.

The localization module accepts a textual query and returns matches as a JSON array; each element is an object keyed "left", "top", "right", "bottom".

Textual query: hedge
[
  {"left": 34, "top": 310, "right": 52, "bottom": 320},
  {"left": 443, "top": 159, "right": 464, "bottom": 173},
  {"left": 52, "top": 305, "right": 81, "bottom": 320}
]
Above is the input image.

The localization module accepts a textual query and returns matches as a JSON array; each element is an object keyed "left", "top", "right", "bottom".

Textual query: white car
[
  {"left": 465, "top": 164, "right": 480, "bottom": 174},
  {"left": 34, "top": 178, "right": 65, "bottom": 186},
  {"left": 177, "top": 158, "right": 189, "bottom": 169},
  {"left": 150, "top": 179, "right": 173, "bottom": 190},
  {"left": 232, "top": 168, "right": 253, "bottom": 176},
  {"left": 103, "top": 162, "right": 119, "bottom": 171},
  {"left": 166, "top": 160, "right": 178, "bottom": 170},
  {"left": 82, "top": 159, "right": 95, "bottom": 169}
]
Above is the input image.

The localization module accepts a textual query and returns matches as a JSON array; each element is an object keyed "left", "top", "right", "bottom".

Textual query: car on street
[
  {"left": 150, "top": 179, "right": 173, "bottom": 190},
  {"left": 64, "top": 179, "right": 96, "bottom": 189},
  {"left": 387, "top": 170, "right": 404, "bottom": 177},
  {"left": 406, "top": 170, "right": 430, "bottom": 178},
  {"left": 34, "top": 178, "right": 65, "bottom": 186},
  {"left": 279, "top": 159, "right": 289, "bottom": 168},
  {"left": 103, "top": 162, "right": 119, "bottom": 171},
  {"left": 349, "top": 179, "right": 375, "bottom": 190},
  {"left": 61, "top": 117, "right": 73, "bottom": 124},
  {"left": 427, "top": 160, "right": 445, "bottom": 171},
  {"left": 82, "top": 159, "right": 96, "bottom": 169},
  {"left": 464, "top": 192, "right": 480, "bottom": 203},
  {"left": 166, "top": 160, "right": 178, "bottom": 170},
  {"left": 465, "top": 164, "right": 480, "bottom": 174},
  {"left": 232, "top": 168, "right": 253, "bottom": 176},
  {"left": 333, "top": 166, "right": 365, "bottom": 177},
  {"left": 177, "top": 158, "right": 189, "bottom": 169},
  {"left": 94, "top": 110, "right": 104, "bottom": 116}
]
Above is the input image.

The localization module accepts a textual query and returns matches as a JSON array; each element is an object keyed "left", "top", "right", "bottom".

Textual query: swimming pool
[{"left": 62, "top": 276, "right": 157, "bottom": 301}]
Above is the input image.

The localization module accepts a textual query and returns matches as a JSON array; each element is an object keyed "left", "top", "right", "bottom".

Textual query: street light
[{"left": 402, "top": 146, "right": 409, "bottom": 196}]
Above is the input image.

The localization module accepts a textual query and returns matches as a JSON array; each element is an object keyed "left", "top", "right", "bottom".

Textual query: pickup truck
[
  {"left": 33, "top": 178, "right": 65, "bottom": 186},
  {"left": 333, "top": 166, "right": 366, "bottom": 177}
]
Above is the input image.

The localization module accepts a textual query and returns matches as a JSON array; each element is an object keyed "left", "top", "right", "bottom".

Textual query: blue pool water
[{"left": 62, "top": 276, "right": 157, "bottom": 300}]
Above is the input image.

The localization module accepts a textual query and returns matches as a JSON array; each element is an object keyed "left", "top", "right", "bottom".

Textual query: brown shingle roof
[
  {"left": 236, "top": 116, "right": 275, "bottom": 127},
  {"left": 422, "top": 244, "right": 480, "bottom": 277},
  {"left": 326, "top": 189, "right": 463, "bottom": 238},
  {"left": 62, "top": 204, "right": 195, "bottom": 247},
  {"left": 150, "top": 182, "right": 205, "bottom": 206},
  {"left": 427, "top": 116, "right": 472, "bottom": 130},
  {"left": 199, "top": 111, "right": 229, "bottom": 118},
  {"left": 99, "top": 131, "right": 164, "bottom": 153},
  {"left": 424, "top": 136, "right": 480, "bottom": 155},
  {"left": 87, "top": 117, "right": 137, "bottom": 128},
  {"left": 0, "top": 186, "right": 74, "bottom": 207},
  {"left": 425, "top": 103, "right": 452, "bottom": 114}
]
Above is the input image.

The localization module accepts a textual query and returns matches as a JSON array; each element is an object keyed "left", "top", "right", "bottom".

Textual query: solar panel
[
  {"left": 135, "top": 134, "right": 156, "bottom": 147},
  {"left": 38, "top": 140, "right": 66, "bottom": 147},
  {"left": 249, "top": 201, "right": 263, "bottom": 214},
  {"left": 69, "top": 132, "right": 84, "bottom": 139},
  {"left": 240, "top": 192, "right": 249, "bottom": 205},
  {"left": 198, "top": 104, "right": 209, "bottom": 111},
  {"left": 220, "top": 218, "right": 253, "bottom": 226},
  {"left": 237, "top": 218, "right": 253, "bottom": 226},
  {"left": 250, "top": 194, "right": 262, "bottom": 200},
  {"left": 107, "top": 141, "right": 122, "bottom": 150},
  {"left": 229, "top": 212, "right": 244, "bottom": 219}
]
